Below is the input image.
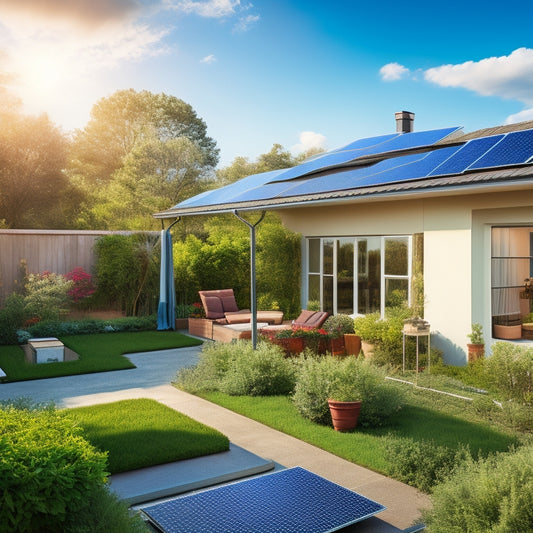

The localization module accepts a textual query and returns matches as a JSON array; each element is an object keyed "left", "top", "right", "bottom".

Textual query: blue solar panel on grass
[
  {"left": 428, "top": 135, "right": 504, "bottom": 176},
  {"left": 468, "top": 129, "right": 533, "bottom": 170},
  {"left": 142, "top": 467, "right": 385, "bottom": 533}
]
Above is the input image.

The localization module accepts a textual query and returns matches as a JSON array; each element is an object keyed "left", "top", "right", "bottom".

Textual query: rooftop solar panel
[
  {"left": 428, "top": 135, "right": 504, "bottom": 176},
  {"left": 332, "top": 132, "right": 399, "bottom": 152},
  {"left": 468, "top": 129, "right": 533, "bottom": 170},
  {"left": 141, "top": 467, "right": 386, "bottom": 533}
]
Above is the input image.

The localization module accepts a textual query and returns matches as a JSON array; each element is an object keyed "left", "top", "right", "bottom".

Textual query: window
[
  {"left": 307, "top": 235, "right": 413, "bottom": 316},
  {"left": 491, "top": 227, "right": 533, "bottom": 328}
]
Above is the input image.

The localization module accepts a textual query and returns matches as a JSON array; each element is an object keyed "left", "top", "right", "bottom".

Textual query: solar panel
[
  {"left": 428, "top": 135, "right": 504, "bottom": 176},
  {"left": 141, "top": 467, "right": 386, "bottom": 533},
  {"left": 330, "top": 132, "right": 399, "bottom": 152},
  {"left": 468, "top": 129, "right": 533, "bottom": 170}
]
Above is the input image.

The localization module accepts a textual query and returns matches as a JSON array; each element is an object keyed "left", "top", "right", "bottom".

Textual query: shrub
[
  {"left": 422, "top": 445, "right": 533, "bottom": 532},
  {"left": 384, "top": 436, "right": 472, "bottom": 493},
  {"left": 485, "top": 342, "right": 533, "bottom": 404},
  {"left": 292, "top": 356, "right": 404, "bottom": 428},
  {"left": 220, "top": 341, "right": 296, "bottom": 396},
  {"left": 353, "top": 312, "right": 384, "bottom": 343},
  {"left": 323, "top": 314, "right": 355, "bottom": 336},
  {"left": 24, "top": 271, "right": 73, "bottom": 321},
  {"left": 0, "top": 293, "right": 27, "bottom": 345},
  {"left": 65, "top": 267, "right": 96, "bottom": 304},
  {"left": 0, "top": 404, "right": 108, "bottom": 532},
  {"left": 25, "top": 316, "right": 157, "bottom": 339}
]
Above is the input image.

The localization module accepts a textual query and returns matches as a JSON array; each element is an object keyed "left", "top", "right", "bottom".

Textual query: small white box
[{"left": 28, "top": 338, "right": 65, "bottom": 364}]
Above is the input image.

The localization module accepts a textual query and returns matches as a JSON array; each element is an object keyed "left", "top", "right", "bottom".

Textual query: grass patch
[
  {"left": 66, "top": 399, "right": 229, "bottom": 474},
  {"left": 0, "top": 331, "right": 202, "bottom": 382},
  {"left": 199, "top": 387, "right": 519, "bottom": 476}
]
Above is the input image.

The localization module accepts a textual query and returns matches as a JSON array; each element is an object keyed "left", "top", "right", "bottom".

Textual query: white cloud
[
  {"left": 167, "top": 0, "right": 241, "bottom": 17},
  {"left": 233, "top": 13, "right": 259, "bottom": 32},
  {"left": 424, "top": 48, "right": 533, "bottom": 106},
  {"left": 505, "top": 107, "right": 533, "bottom": 124},
  {"left": 292, "top": 131, "right": 327, "bottom": 154},
  {"left": 201, "top": 54, "right": 216, "bottom": 64},
  {"left": 379, "top": 62, "right": 410, "bottom": 81}
]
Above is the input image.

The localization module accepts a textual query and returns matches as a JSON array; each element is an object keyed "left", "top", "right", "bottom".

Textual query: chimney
[{"left": 395, "top": 111, "right": 414, "bottom": 133}]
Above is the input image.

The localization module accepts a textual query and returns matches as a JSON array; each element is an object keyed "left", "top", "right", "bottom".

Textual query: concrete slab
[{"left": 110, "top": 443, "right": 275, "bottom": 505}]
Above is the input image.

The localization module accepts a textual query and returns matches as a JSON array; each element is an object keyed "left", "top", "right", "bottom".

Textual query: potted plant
[
  {"left": 353, "top": 312, "right": 383, "bottom": 359},
  {"left": 323, "top": 314, "right": 359, "bottom": 356},
  {"left": 175, "top": 304, "right": 194, "bottom": 330},
  {"left": 270, "top": 328, "right": 306, "bottom": 355},
  {"left": 328, "top": 380, "right": 362, "bottom": 432},
  {"left": 467, "top": 323, "right": 484, "bottom": 362}
]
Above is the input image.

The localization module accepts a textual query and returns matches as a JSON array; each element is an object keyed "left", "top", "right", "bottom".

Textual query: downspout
[{"left": 233, "top": 210, "right": 266, "bottom": 348}]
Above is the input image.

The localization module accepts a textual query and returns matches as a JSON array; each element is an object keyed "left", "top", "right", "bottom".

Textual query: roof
[{"left": 154, "top": 121, "right": 533, "bottom": 219}]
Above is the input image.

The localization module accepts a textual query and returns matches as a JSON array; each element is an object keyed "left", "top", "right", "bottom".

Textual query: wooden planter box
[{"left": 188, "top": 318, "right": 213, "bottom": 339}]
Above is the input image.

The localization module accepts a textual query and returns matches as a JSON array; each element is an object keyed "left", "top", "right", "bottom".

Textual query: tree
[
  {"left": 69, "top": 89, "right": 219, "bottom": 186},
  {"left": 0, "top": 112, "right": 71, "bottom": 228},
  {"left": 92, "top": 135, "right": 209, "bottom": 229}
]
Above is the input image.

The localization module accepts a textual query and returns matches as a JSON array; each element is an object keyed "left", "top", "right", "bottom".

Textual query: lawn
[
  {"left": 66, "top": 399, "right": 229, "bottom": 474},
  {"left": 0, "top": 331, "right": 203, "bottom": 382},
  {"left": 199, "top": 384, "right": 519, "bottom": 476}
]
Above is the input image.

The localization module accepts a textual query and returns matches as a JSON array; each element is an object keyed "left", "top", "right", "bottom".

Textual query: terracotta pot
[
  {"left": 361, "top": 341, "right": 375, "bottom": 359},
  {"left": 274, "top": 336, "right": 305, "bottom": 356},
  {"left": 344, "top": 334, "right": 361, "bottom": 356},
  {"left": 467, "top": 343, "right": 484, "bottom": 363},
  {"left": 328, "top": 400, "right": 362, "bottom": 431},
  {"left": 330, "top": 337, "right": 345, "bottom": 356}
]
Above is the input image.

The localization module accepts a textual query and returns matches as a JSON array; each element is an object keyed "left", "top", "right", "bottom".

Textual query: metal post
[{"left": 233, "top": 210, "right": 266, "bottom": 348}]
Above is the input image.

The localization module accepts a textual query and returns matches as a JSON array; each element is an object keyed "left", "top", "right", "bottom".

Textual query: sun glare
[{"left": 16, "top": 46, "right": 70, "bottom": 93}]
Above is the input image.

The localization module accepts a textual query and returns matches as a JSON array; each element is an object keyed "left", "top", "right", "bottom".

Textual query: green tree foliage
[
  {"left": 0, "top": 111, "right": 78, "bottom": 228},
  {"left": 69, "top": 89, "right": 219, "bottom": 229},
  {"left": 93, "top": 233, "right": 160, "bottom": 316}
]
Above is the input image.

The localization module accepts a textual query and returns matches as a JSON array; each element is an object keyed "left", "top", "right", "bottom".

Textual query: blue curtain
[{"left": 157, "top": 229, "right": 176, "bottom": 330}]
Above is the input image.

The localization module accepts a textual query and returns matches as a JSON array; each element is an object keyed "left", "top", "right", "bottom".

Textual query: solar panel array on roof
[{"left": 166, "top": 126, "right": 533, "bottom": 212}]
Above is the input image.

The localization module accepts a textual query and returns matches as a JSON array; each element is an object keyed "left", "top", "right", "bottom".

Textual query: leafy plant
[
  {"left": 468, "top": 323, "right": 484, "bottom": 345},
  {"left": 24, "top": 271, "right": 73, "bottom": 321},
  {"left": 0, "top": 293, "right": 27, "bottom": 345},
  {"left": 323, "top": 314, "right": 355, "bottom": 337},
  {"left": 306, "top": 300, "right": 321, "bottom": 312},
  {"left": 65, "top": 267, "right": 96, "bottom": 303},
  {"left": 422, "top": 445, "right": 533, "bottom": 532},
  {"left": 0, "top": 403, "right": 108, "bottom": 532},
  {"left": 353, "top": 312, "right": 384, "bottom": 343}
]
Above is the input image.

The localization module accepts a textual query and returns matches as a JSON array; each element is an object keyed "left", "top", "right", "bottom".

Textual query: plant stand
[
  {"left": 328, "top": 400, "right": 362, "bottom": 431},
  {"left": 402, "top": 327, "right": 430, "bottom": 373}
]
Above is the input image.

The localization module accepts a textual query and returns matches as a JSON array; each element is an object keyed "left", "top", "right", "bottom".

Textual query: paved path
[{"left": 0, "top": 345, "right": 431, "bottom": 532}]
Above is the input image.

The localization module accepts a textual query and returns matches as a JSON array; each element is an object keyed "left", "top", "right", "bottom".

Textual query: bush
[
  {"left": 384, "top": 436, "right": 472, "bottom": 493},
  {"left": 0, "top": 404, "right": 108, "bottom": 532},
  {"left": 292, "top": 356, "right": 404, "bottom": 428},
  {"left": 485, "top": 342, "right": 533, "bottom": 404},
  {"left": 422, "top": 445, "right": 533, "bottom": 532},
  {"left": 24, "top": 271, "right": 73, "bottom": 321},
  {"left": 0, "top": 293, "right": 27, "bottom": 345},
  {"left": 176, "top": 340, "right": 296, "bottom": 396},
  {"left": 220, "top": 342, "right": 297, "bottom": 396},
  {"left": 323, "top": 314, "right": 355, "bottom": 336},
  {"left": 25, "top": 316, "right": 157, "bottom": 339}
]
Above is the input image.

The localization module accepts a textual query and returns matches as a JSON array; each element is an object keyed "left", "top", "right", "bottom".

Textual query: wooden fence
[{"left": 0, "top": 229, "right": 153, "bottom": 301}]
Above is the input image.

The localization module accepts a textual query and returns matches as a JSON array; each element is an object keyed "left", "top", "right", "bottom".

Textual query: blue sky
[{"left": 1, "top": 0, "right": 533, "bottom": 167}]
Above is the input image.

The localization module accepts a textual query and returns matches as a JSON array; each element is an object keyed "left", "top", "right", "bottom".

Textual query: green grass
[
  {"left": 66, "top": 399, "right": 229, "bottom": 474},
  {"left": 0, "top": 331, "right": 203, "bottom": 382},
  {"left": 199, "top": 386, "right": 519, "bottom": 476}
]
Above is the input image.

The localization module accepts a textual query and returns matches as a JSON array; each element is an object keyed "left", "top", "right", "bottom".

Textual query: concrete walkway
[{"left": 0, "top": 345, "right": 430, "bottom": 532}]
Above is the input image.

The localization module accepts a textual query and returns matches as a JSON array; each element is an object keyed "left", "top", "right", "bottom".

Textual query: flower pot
[
  {"left": 361, "top": 341, "right": 375, "bottom": 359},
  {"left": 329, "top": 337, "right": 345, "bottom": 356},
  {"left": 467, "top": 343, "right": 484, "bottom": 362},
  {"left": 328, "top": 400, "right": 362, "bottom": 431},
  {"left": 344, "top": 334, "right": 361, "bottom": 356},
  {"left": 273, "top": 336, "right": 305, "bottom": 356}
]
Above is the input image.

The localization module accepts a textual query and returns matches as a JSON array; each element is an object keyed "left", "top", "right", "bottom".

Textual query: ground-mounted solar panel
[
  {"left": 428, "top": 135, "right": 504, "bottom": 176},
  {"left": 468, "top": 129, "right": 533, "bottom": 170},
  {"left": 141, "top": 467, "right": 385, "bottom": 533}
]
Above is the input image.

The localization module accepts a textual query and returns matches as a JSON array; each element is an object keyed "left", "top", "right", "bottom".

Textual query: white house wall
[{"left": 278, "top": 189, "right": 533, "bottom": 365}]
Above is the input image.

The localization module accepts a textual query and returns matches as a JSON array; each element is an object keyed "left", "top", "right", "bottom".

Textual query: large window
[
  {"left": 307, "top": 235, "right": 412, "bottom": 316},
  {"left": 491, "top": 227, "right": 533, "bottom": 327}
]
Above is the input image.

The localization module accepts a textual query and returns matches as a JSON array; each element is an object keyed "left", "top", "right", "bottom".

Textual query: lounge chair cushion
[
  {"left": 203, "top": 296, "right": 225, "bottom": 319},
  {"left": 293, "top": 311, "right": 329, "bottom": 329},
  {"left": 220, "top": 295, "right": 239, "bottom": 313}
]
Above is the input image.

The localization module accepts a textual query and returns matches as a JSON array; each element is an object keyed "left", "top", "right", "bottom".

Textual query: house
[{"left": 155, "top": 112, "right": 533, "bottom": 364}]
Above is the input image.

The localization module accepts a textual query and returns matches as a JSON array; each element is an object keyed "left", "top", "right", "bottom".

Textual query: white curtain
[{"left": 491, "top": 228, "right": 529, "bottom": 318}]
